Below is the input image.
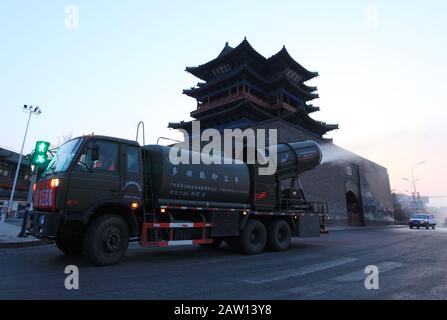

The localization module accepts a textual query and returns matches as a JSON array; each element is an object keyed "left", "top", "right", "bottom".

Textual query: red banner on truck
[{"left": 33, "top": 179, "right": 56, "bottom": 211}]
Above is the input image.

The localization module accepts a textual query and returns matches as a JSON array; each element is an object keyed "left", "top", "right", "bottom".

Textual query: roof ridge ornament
[{"left": 218, "top": 41, "right": 234, "bottom": 58}]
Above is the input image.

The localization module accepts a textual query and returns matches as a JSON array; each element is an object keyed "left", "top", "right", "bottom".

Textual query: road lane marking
[
  {"left": 332, "top": 261, "right": 403, "bottom": 282},
  {"left": 275, "top": 261, "right": 404, "bottom": 298},
  {"left": 241, "top": 257, "right": 359, "bottom": 284},
  {"left": 286, "top": 282, "right": 342, "bottom": 295},
  {"left": 187, "top": 253, "right": 322, "bottom": 267}
]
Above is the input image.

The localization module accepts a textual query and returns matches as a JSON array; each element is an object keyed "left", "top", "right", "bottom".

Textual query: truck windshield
[{"left": 44, "top": 138, "right": 83, "bottom": 175}]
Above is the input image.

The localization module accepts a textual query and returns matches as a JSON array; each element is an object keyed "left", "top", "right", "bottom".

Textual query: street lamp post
[
  {"left": 402, "top": 161, "right": 427, "bottom": 213},
  {"left": 403, "top": 177, "right": 419, "bottom": 195},
  {"left": 402, "top": 161, "right": 427, "bottom": 195},
  {"left": 411, "top": 161, "right": 427, "bottom": 195},
  {"left": 1, "top": 105, "right": 42, "bottom": 224}
]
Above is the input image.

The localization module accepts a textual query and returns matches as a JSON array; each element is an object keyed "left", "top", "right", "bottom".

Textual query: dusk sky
[{"left": 1, "top": 1, "right": 446, "bottom": 206}]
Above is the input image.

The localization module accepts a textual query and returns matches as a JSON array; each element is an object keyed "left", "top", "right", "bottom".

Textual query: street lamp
[
  {"left": 402, "top": 161, "right": 427, "bottom": 195},
  {"left": 1, "top": 105, "right": 42, "bottom": 224},
  {"left": 402, "top": 177, "right": 419, "bottom": 195},
  {"left": 411, "top": 161, "right": 427, "bottom": 195}
]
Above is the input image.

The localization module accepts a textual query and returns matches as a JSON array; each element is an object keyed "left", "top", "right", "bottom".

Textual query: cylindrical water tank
[
  {"left": 274, "top": 140, "right": 322, "bottom": 181},
  {"left": 145, "top": 145, "right": 251, "bottom": 208}
]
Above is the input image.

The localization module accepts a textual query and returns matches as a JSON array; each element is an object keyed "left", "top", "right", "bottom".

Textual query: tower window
[{"left": 346, "top": 166, "right": 353, "bottom": 176}]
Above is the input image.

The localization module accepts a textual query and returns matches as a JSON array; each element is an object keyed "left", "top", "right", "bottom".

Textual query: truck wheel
[
  {"left": 199, "top": 238, "right": 223, "bottom": 249},
  {"left": 432, "top": 226, "right": 436, "bottom": 230},
  {"left": 426, "top": 224, "right": 430, "bottom": 230},
  {"left": 56, "top": 234, "right": 83, "bottom": 255},
  {"left": 234, "top": 219, "right": 267, "bottom": 255},
  {"left": 267, "top": 219, "right": 292, "bottom": 251},
  {"left": 409, "top": 226, "right": 413, "bottom": 229},
  {"left": 84, "top": 214, "right": 129, "bottom": 266}
]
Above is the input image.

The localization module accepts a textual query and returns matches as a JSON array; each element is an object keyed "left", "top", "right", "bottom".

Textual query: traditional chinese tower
[
  {"left": 169, "top": 38, "right": 338, "bottom": 139},
  {"left": 167, "top": 39, "right": 396, "bottom": 227}
]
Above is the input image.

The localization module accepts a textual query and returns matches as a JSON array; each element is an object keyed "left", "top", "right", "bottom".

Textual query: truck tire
[
  {"left": 266, "top": 219, "right": 292, "bottom": 251},
  {"left": 84, "top": 214, "right": 129, "bottom": 266},
  {"left": 425, "top": 224, "right": 430, "bottom": 230},
  {"left": 233, "top": 219, "right": 267, "bottom": 255},
  {"left": 199, "top": 238, "right": 224, "bottom": 249},
  {"left": 56, "top": 234, "right": 83, "bottom": 255},
  {"left": 432, "top": 225, "right": 436, "bottom": 230}
]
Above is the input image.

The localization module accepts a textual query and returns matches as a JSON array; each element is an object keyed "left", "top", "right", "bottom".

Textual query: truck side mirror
[{"left": 91, "top": 145, "right": 100, "bottom": 162}]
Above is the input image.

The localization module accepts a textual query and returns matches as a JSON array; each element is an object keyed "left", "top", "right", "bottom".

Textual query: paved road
[{"left": 1, "top": 226, "right": 446, "bottom": 299}]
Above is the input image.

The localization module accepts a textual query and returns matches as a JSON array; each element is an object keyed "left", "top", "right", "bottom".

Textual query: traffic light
[{"left": 31, "top": 141, "right": 50, "bottom": 167}]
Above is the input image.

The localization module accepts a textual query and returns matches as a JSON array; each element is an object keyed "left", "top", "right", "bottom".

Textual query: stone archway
[{"left": 346, "top": 191, "right": 364, "bottom": 226}]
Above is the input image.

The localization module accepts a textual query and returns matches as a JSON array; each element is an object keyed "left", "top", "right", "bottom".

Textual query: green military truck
[{"left": 24, "top": 134, "right": 327, "bottom": 266}]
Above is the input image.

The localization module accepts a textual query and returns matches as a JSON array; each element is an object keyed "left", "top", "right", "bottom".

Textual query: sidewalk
[{"left": 0, "top": 221, "right": 48, "bottom": 248}]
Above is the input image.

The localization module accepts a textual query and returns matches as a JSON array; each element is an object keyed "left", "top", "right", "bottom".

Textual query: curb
[
  {"left": 326, "top": 225, "right": 406, "bottom": 232},
  {"left": 0, "top": 239, "right": 53, "bottom": 249}
]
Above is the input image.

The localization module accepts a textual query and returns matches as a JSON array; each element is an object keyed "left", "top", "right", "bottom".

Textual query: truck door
[
  {"left": 66, "top": 140, "right": 121, "bottom": 213},
  {"left": 121, "top": 145, "right": 143, "bottom": 202}
]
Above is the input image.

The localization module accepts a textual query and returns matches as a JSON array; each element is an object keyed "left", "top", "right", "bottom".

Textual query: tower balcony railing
[
  {"left": 271, "top": 101, "right": 297, "bottom": 113},
  {"left": 197, "top": 91, "right": 269, "bottom": 110},
  {"left": 192, "top": 91, "right": 299, "bottom": 116}
]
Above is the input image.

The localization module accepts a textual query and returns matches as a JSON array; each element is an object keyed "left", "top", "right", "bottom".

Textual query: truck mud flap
[{"left": 296, "top": 214, "right": 320, "bottom": 237}]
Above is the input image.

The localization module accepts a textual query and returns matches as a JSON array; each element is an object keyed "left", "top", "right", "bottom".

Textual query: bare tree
[{"left": 52, "top": 132, "right": 73, "bottom": 149}]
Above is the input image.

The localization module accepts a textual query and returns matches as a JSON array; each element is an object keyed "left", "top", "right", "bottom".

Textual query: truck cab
[{"left": 27, "top": 135, "right": 144, "bottom": 264}]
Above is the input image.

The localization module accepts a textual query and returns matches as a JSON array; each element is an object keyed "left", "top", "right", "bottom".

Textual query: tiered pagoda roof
[
  {"left": 170, "top": 38, "right": 338, "bottom": 138},
  {"left": 185, "top": 39, "right": 318, "bottom": 82}
]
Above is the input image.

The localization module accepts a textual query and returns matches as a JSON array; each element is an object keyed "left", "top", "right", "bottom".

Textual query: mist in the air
[{"left": 319, "top": 143, "right": 357, "bottom": 165}]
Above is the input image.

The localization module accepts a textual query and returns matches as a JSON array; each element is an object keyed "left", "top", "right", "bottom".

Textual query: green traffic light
[
  {"left": 36, "top": 155, "right": 45, "bottom": 163},
  {"left": 31, "top": 140, "right": 50, "bottom": 166},
  {"left": 38, "top": 143, "right": 46, "bottom": 153},
  {"left": 34, "top": 141, "right": 49, "bottom": 155}
]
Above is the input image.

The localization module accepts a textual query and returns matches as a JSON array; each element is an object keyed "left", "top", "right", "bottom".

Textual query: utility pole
[{"left": 1, "top": 105, "right": 42, "bottom": 224}]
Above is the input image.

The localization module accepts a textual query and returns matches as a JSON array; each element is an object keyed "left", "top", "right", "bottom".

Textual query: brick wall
[{"left": 252, "top": 119, "right": 395, "bottom": 226}]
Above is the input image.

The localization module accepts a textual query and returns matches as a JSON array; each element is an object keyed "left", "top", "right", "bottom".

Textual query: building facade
[
  {"left": 169, "top": 39, "right": 394, "bottom": 226},
  {"left": 0, "top": 147, "right": 31, "bottom": 208}
]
